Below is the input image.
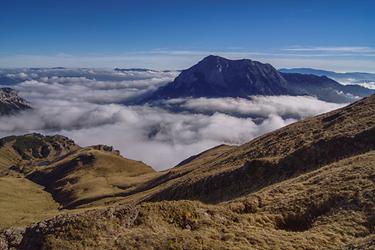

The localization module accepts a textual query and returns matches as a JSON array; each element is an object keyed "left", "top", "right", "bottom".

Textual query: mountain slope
[
  {"left": 0, "top": 134, "right": 157, "bottom": 229},
  {"left": 3, "top": 151, "right": 374, "bottom": 249},
  {"left": 145, "top": 56, "right": 373, "bottom": 103},
  {"left": 0, "top": 176, "right": 59, "bottom": 230},
  {"left": 0, "top": 133, "right": 156, "bottom": 209},
  {"left": 0, "top": 88, "right": 31, "bottom": 115},
  {"left": 27, "top": 145, "right": 155, "bottom": 208}
]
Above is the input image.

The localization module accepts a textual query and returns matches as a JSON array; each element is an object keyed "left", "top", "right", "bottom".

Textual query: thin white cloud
[
  {"left": 1, "top": 50, "right": 375, "bottom": 72},
  {"left": 283, "top": 46, "right": 375, "bottom": 53}
]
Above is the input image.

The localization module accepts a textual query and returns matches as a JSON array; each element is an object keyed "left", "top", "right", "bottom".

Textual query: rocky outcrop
[
  {"left": 0, "top": 133, "right": 80, "bottom": 172},
  {"left": 0, "top": 204, "right": 138, "bottom": 250},
  {"left": 89, "top": 144, "right": 120, "bottom": 155},
  {"left": 0, "top": 88, "right": 31, "bottom": 115}
]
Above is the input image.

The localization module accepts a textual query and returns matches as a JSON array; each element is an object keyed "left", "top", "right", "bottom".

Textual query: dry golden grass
[
  {"left": 27, "top": 147, "right": 156, "bottom": 208},
  {"left": 0, "top": 135, "right": 157, "bottom": 230},
  {"left": 9, "top": 151, "right": 374, "bottom": 249},
  {"left": 0, "top": 176, "right": 59, "bottom": 230},
  {"left": 0, "top": 145, "right": 20, "bottom": 174}
]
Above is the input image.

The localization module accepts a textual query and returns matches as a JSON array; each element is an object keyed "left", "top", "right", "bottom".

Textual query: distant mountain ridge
[
  {"left": 279, "top": 67, "right": 375, "bottom": 79},
  {"left": 0, "top": 87, "right": 31, "bottom": 115},
  {"left": 279, "top": 67, "right": 375, "bottom": 90},
  {"left": 281, "top": 72, "right": 373, "bottom": 103},
  {"left": 145, "top": 55, "right": 374, "bottom": 103},
  {"left": 114, "top": 68, "right": 156, "bottom": 72}
]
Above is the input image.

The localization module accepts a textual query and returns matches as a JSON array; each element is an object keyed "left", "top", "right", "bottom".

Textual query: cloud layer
[
  {"left": 282, "top": 46, "right": 375, "bottom": 53},
  {"left": 163, "top": 96, "right": 343, "bottom": 119},
  {"left": 0, "top": 69, "right": 346, "bottom": 169}
]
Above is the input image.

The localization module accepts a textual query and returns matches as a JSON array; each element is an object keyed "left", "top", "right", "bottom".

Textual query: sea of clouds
[{"left": 0, "top": 68, "right": 346, "bottom": 169}]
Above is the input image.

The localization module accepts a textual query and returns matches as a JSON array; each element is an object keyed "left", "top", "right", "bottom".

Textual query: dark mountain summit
[
  {"left": 144, "top": 55, "right": 374, "bottom": 103},
  {"left": 0, "top": 88, "right": 31, "bottom": 115},
  {"left": 149, "top": 55, "right": 289, "bottom": 99}
]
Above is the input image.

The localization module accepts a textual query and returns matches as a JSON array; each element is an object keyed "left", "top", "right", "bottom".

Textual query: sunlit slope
[
  {"left": 0, "top": 176, "right": 59, "bottom": 230},
  {"left": 27, "top": 146, "right": 156, "bottom": 208},
  {"left": 0, "top": 135, "right": 157, "bottom": 230}
]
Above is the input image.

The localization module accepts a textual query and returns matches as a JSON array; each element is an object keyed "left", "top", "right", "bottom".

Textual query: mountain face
[
  {"left": 0, "top": 88, "right": 31, "bottom": 115},
  {"left": 1, "top": 95, "right": 374, "bottom": 249},
  {"left": 145, "top": 56, "right": 374, "bottom": 103},
  {"left": 149, "top": 55, "right": 290, "bottom": 99}
]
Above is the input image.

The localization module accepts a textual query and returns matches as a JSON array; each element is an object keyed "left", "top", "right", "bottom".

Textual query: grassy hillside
[
  {"left": 0, "top": 176, "right": 59, "bottom": 230},
  {"left": 27, "top": 146, "right": 156, "bottom": 208},
  {"left": 0, "top": 135, "right": 156, "bottom": 230},
  {"left": 5, "top": 151, "right": 374, "bottom": 249},
  {"left": 0, "top": 95, "right": 374, "bottom": 249}
]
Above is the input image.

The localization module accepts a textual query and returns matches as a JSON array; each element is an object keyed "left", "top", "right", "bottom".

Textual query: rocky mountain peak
[{"left": 147, "top": 55, "right": 289, "bottom": 100}]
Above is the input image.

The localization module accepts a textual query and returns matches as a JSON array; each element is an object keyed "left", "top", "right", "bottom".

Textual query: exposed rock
[
  {"left": 0, "top": 88, "right": 31, "bottom": 116},
  {"left": 0, "top": 227, "right": 25, "bottom": 250},
  {"left": 89, "top": 144, "right": 120, "bottom": 155}
]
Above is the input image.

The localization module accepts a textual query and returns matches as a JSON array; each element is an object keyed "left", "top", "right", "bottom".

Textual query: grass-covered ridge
[{"left": 0, "top": 95, "right": 374, "bottom": 249}]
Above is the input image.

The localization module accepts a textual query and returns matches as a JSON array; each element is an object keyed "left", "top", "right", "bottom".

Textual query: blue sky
[{"left": 1, "top": 0, "right": 374, "bottom": 71}]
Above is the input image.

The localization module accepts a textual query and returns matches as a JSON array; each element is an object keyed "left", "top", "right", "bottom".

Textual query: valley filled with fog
[{"left": 0, "top": 68, "right": 346, "bottom": 169}]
